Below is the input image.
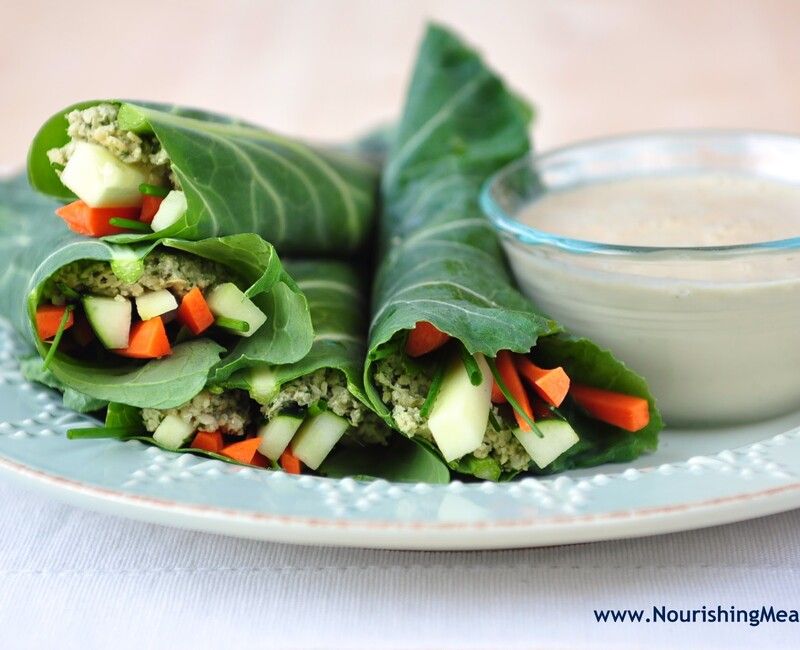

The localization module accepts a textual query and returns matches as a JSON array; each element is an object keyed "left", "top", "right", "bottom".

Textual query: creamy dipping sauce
[
  {"left": 502, "top": 171, "right": 800, "bottom": 426},
  {"left": 520, "top": 173, "right": 800, "bottom": 247}
]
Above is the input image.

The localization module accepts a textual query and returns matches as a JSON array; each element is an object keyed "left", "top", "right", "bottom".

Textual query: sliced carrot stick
[
  {"left": 220, "top": 437, "right": 268, "bottom": 467},
  {"left": 496, "top": 350, "right": 534, "bottom": 431},
  {"left": 491, "top": 380, "right": 507, "bottom": 404},
  {"left": 139, "top": 195, "right": 163, "bottom": 224},
  {"left": 55, "top": 200, "right": 141, "bottom": 237},
  {"left": 280, "top": 448, "right": 302, "bottom": 475},
  {"left": 35, "top": 304, "right": 74, "bottom": 341},
  {"left": 515, "top": 357, "right": 571, "bottom": 407},
  {"left": 177, "top": 287, "right": 215, "bottom": 335},
  {"left": 191, "top": 431, "right": 224, "bottom": 454},
  {"left": 113, "top": 317, "right": 172, "bottom": 359},
  {"left": 405, "top": 321, "right": 451, "bottom": 357},
  {"left": 570, "top": 384, "right": 650, "bottom": 432}
]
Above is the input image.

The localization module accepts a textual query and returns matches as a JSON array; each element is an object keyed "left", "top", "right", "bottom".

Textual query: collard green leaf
[
  {"left": 28, "top": 101, "right": 378, "bottom": 254},
  {"left": 364, "top": 24, "right": 662, "bottom": 478},
  {"left": 318, "top": 437, "right": 450, "bottom": 483},
  {"left": 0, "top": 175, "right": 313, "bottom": 408},
  {"left": 532, "top": 334, "right": 662, "bottom": 472},
  {"left": 365, "top": 24, "right": 559, "bottom": 420}
]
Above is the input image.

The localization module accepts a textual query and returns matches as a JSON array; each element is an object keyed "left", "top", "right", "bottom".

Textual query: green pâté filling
[
  {"left": 373, "top": 354, "right": 532, "bottom": 472},
  {"left": 46, "top": 102, "right": 177, "bottom": 187},
  {"left": 43, "top": 251, "right": 233, "bottom": 305},
  {"left": 142, "top": 370, "right": 391, "bottom": 446}
]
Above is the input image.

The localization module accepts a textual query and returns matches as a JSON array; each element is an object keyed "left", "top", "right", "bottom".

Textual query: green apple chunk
[
  {"left": 427, "top": 352, "right": 492, "bottom": 462},
  {"left": 513, "top": 419, "right": 579, "bottom": 469},
  {"left": 60, "top": 142, "right": 147, "bottom": 208},
  {"left": 207, "top": 283, "right": 267, "bottom": 337},
  {"left": 151, "top": 190, "right": 187, "bottom": 232},
  {"left": 135, "top": 290, "right": 178, "bottom": 321}
]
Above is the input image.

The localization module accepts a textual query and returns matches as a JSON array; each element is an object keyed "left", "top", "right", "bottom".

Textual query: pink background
[{"left": 2, "top": 0, "right": 800, "bottom": 165}]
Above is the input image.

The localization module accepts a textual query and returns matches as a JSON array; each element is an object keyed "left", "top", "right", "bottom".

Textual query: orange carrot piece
[
  {"left": 496, "top": 350, "right": 534, "bottom": 431},
  {"left": 491, "top": 381, "right": 507, "bottom": 404},
  {"left": 280, "top": 448, "right": 302, "bottom": 475},
  {"left": 405, "top": 321, "right": 451, "bottom": 357},
  {"left": 220, "top": 437, "right": 268, "bottom": 467},
  {"left": 139, "top": 195, "right": 163, "bottom": 224},
  {"left": 570, "top": 384, "right": 650, "bottom": 432},
  {"left": 191, "top": 431, "right": 224, "bottom": 454},
  {"left": 113, "top": 317, "right": 172, "bottom": 359},
  {"left": 35, "top": 305, "right": 74, "bottom": 341},
  {"left": 177, "top": 287, "right": 215, "bottom": 335},
  {"left": 515, "top": 357, "right": 571, "bottom": 407},
  {"left": 55, "top": 200, "right": 141, "bottom": 237}
]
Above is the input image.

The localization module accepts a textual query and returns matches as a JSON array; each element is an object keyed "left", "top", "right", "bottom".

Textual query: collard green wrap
[
  {"left": 28, "top": 101, "right": 378, "bottom": 254},
  {"left": 364, "top": 25, "right": 661, "bottom": 477},
  {"left": 0, "top": 173, "right": 313, "bottom": 410}
]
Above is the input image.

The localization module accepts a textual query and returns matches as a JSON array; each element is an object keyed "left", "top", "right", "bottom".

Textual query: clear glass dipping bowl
[{"left": 481, "top": 131, "right": 800, "bottom": 427}]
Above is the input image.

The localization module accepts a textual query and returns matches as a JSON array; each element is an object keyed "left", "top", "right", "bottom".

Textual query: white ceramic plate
[{"left": 0, "top": 320, "right": 799, "bottom": 549}]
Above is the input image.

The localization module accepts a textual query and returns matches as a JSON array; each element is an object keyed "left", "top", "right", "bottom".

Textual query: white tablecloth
[{"left": 0, "top": 479, "right": 797, "bottom": 649}]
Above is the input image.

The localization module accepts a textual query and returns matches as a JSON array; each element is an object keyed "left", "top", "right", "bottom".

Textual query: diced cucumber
[
  {"left": 290, "top": 411, "right": 349, "bottom": 470},
  {"left": 207, "top": 283, "right": 267, "bottom": 338},
  {"left": 135, "top": 290, "right": 178, "bottom": 321},
  {"left": 257, "top": 414, "right": 304, "bottom": 461},
  {"left": 513, "top": 419, "right": 580, "bottom": 469},
  {"left": 60, "top": 142, "right": 147, "bottom": 208},
  {"left": 249, "top": 366, "right": 280, "bottom": 403},
  {"left": 427, "top": 352, "right": 492, "bottom": 462},
  {"left": 151, "top": 190, "right": 187, "bottom": 232},
  {"left": 82, "top": 295, "right": 131, "bottom": 349},
  {"left": 153, "top": 414, "right": 194, "bottom": 450}
]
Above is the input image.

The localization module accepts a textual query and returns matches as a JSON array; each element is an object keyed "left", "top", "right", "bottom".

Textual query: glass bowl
[{"left": 481, "top": 131, "right": 800, "bottom": 427}]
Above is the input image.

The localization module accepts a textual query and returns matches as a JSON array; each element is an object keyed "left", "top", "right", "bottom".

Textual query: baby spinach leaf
[{"left": 28, "top": 101, "right": 378, "bottom": 254}]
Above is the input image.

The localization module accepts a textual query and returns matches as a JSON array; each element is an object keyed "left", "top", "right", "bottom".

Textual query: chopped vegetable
[
  {"left": 59, "top": 141, "right": 147, "bottom": 208},
  {"left": 36, "top": 304, "right": 74, "bottom": 341},
  {"left": 419, "top": 363, "right": 445, "bottom": 419},
  {"left": 515, "top": 357, "right": 570, "bottom": 407},
  {"left": 139, "top": 194, "right": 163, "bottom": 223},
  {"left": 55, "top": 200, "right": 141, "bottom": 237},
  {"left": 214, "top": 316, "right": 250, "bottom": 333},
  {"left": 136, "top": 290, "right": 178, "bottom": 321},
  {"left": 458, "top": 344, "right": 483, "bottom": 386},
  {"left": 108, "top": 217, "right": 151, "bottom": 233},
  {"left": 280, "top": 448, "right": 302, "bottom": 474},
  {"left": 220, "top": 437, "right": 268, "bottom": 467},
  {"left": 405, "top": 321, "right": 450, "bottom": 357},
  {"left": 427, "top": 351, "right": 492, "bottom": 462},
  {"left": 570, "top": 384, "right": 650, "bottom": 432},
  {"left": 177, "top": 287, "right": 215, "bottom": 335},
  {"left": 151, "top": 190, "right": 187, "bottom": 232},
  {"left": 67, "top": 426, "right": 139, "bottom": 440},
  {"left": 207, "top": 283, "right": 267, "bottom": 338},
  {"left": 114, "top": 317, "right": 172, "bottom": 359},
  {"left": 153, "top": 414, "right": 194, "bottom": 450},
  {"left": 139, "top": 183, "right": 171, "bottom": 198},
  {"left": 491, "top": 380, "right": 506, "bottom": 404},
  {"left": 83, "top": 295, "right": 132, "bottom": 349},
  {"left": 190, "top": 430, "right": 224, "bottom": 453},
  {"left": 257, "top": 415, "right": 303, "bottom": 461},
  {"left": 512, "top": 419, "right": 579, "bottom": 469},
  {"left": 42, "top": 304, "right": 74, "bottom": 369},
  {"left": 291, "top": 411, "right": 349, "bottom": 470},
  {"left": 496, "top": 350, "right": 534, "bottom": 431}
]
